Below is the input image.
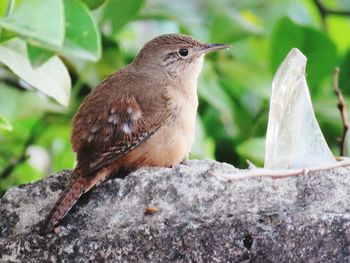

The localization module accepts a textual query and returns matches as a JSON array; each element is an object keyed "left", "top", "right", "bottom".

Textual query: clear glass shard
[{"left": 264, "top": 48, "right": 336, "bottom": 169}]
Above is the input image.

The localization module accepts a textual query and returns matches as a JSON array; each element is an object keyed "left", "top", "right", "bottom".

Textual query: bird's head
[{"left": 134, "top": 34, "right": 229, "bottom": 82}]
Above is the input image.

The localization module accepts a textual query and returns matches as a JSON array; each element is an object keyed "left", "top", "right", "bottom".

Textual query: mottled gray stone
[{"left": 1, "top": 160, "right": 350, "bottom": 262}]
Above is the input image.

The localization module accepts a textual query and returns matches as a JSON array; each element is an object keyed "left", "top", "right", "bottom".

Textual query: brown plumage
[{"left": 43, "top": 34, "right": 229, "bottom": 233}]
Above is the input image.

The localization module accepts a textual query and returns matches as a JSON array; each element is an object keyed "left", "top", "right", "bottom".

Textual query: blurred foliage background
[{"left": 0, "top": 0, "right": 350, "bottom": 195}]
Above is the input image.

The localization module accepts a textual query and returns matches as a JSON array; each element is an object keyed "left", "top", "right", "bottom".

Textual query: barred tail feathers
[
  {"left": 42, "top": 167, "right": 112, "bottom": 234},
  {"left": 43, "top": 168, "right": 94, "bottom": 233}
]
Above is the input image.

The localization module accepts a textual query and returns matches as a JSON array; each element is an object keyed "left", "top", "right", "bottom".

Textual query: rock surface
[{"left": 1, "top": 160, "right": 350, "bottom": 262}]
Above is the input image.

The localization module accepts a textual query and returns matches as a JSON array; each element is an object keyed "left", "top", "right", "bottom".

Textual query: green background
[{"left": 1, "top": 0, "right": 350, "bottom": 195}]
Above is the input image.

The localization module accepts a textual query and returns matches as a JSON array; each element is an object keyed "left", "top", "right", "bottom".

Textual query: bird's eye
[{"left": 178, "top": 48, "right": 189, "bottom": 57}]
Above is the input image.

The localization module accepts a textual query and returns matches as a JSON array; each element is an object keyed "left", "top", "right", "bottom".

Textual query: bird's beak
[{"left": 201, "top": 43, "right": 230, "bottom": 53}]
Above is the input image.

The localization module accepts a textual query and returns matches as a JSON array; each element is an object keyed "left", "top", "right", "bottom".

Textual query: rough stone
[{"left": 1, "top": 160, "right": 350, "bottom": 262}]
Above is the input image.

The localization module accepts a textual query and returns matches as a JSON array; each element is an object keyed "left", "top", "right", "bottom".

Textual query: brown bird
[{"left": 43, "top": 34, "right": 229, "bottom": 233}]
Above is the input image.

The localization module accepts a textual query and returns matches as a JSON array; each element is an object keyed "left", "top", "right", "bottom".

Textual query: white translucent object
[{"left": 264, "top": 48, "right": 336, "bottom": 169}]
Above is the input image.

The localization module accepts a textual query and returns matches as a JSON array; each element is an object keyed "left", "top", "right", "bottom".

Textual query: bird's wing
[{"left": 71, "top": 92, "right": 171, "bottom": 176}]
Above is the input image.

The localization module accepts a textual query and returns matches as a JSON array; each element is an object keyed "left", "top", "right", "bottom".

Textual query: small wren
[{"left": 43, "top": 34, "right": 229, "bottom": 233}]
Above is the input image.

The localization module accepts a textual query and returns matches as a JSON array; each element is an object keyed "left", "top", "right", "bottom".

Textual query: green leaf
[
  {"left": 0, "top": 0, "right": 10, "bottom": 17},
  {"left": 191, "top": 116, "right": 215, "bottom": 159},
  {"left": 301, "top": 28, "right": 338, "bottom": 89},
  {"left": 199, "top": 64, "right": 237, "bottom": 137},
  {"left": 270, "top": 17, "right": 338, "bottom": 89},
  {"left": 0, "top": 0, "right": 101, "bottom": 61},
  {"left": 236, "top": 138, "right": 265, "bottom": 165},
  {"left": 27, "top": 44, "right": 54, "bottom": 68},
  {"left": 0, "top": 38, "right": 71, "bottom": 106},
  {"left": 60, "top": 0, "right": 101, "bottom": 61},
  {"left": 327, "top": 16, "right": 350, "bottom": 55},
  {"left": 103, "top": 0, "right": 144, "bottom": 36},
  {"left": 0, "top": 28, "right": 17, "bottom": 43},
  {"left": 0, "top": 114, "right": 12, "bottom": 131},
  {"left": 210, "top": 12, "right": 263, "bottom": 43},
  {"left": 81, "top": 0, "right": 105, "bottom": 9},
  {"left": 270, "top": 17, "right": 304, "bottom": 72},
  {"left": 0, "top": 83, "right": 21, "bottom": 118},
  {"left": 0, "top": 0, "right": 64, "bottom": 46},
  {"left": 0, "top": 83, "right": 65, "bottom": 122},
  {"left": 340, "top": 49, "right": 350, "bottom": 96}
]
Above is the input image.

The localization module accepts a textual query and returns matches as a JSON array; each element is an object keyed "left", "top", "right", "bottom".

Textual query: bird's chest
[
  {"left": 168, "top": 99, "right": 197, "bottom": 150},
  {"left": 125, "top": 89, "right": 198, "bottom": 168},
  {"left": 149, "top": 96, "right": 197, "bottom": 166}
]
